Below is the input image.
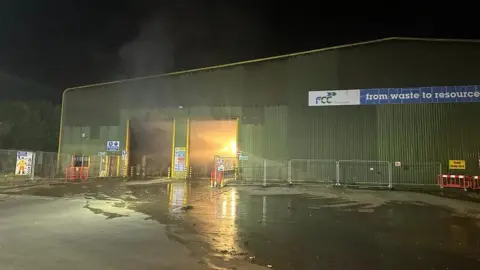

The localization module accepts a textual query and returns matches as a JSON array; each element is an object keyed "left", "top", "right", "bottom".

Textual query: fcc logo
[{"left": 315, "top": 92, "right": 337, "bottom": 104}]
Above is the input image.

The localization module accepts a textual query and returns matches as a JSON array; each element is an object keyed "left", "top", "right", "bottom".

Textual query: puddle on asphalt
[{"left": 2, "top": 181, "right": 480, "bottom": 269}]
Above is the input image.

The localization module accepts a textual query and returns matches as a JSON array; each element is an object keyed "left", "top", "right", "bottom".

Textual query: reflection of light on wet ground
[
  {"left": 231, "top": 191, "right": 236, "bottom": 218},
  {"left": 168, "top": 182, "right": 188, "bottom": 211},
  {"left": 216, "top": 189, "right": 239, "bottom": 253},
  {"left": 262, "top": 196, "right": 267, "bottom": 225},
  {"left": 6, "top": 180, "right": 480, "bottom": 269},
  {"left": 187, "top": 188, "right": 242, "bottom": 256},
  {"left": 221, "top": 199, "right": 227, "bottom": 218}
]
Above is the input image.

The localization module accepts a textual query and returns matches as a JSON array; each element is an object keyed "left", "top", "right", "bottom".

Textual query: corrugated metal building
[{"left": 59, "top": 37, "right": 480, "bottom": 182}]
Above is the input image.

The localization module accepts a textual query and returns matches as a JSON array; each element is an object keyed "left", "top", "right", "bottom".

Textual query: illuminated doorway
[{"left": 189, "top": 119, "right": 238, "bottom": 178}]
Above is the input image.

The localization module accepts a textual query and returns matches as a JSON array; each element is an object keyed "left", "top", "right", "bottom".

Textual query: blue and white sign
[
  {"left": 17, "top": 151, "right": 28, "bottom": 159},
  {"left": 309, "top": 85, "right": 480, "bottom": 106},
  {"left": 106, "top": 141, "right": 120, "bottom": 151}
]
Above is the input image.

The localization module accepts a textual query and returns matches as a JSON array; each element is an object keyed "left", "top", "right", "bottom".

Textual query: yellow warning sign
[{"left": 449, "top": 160, "right": 466, "bottom": 170}]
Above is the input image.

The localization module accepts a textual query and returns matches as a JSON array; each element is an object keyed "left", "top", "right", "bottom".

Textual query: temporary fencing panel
[
  {"left": 236, "top": 155, "right": 287, "bottom": 185},
  {"left": 338, "top": 160, "right": 392, "bottom": 188},
  {"left": 236, "top": 155, "right": 266, "bottom": 185},
  {"left": 0, "top": 149, "right": 71, "bottom": 182},
  {"left": 392, "top": 162, "right": 442, "bottom": 187},
  {"left": 214, "top": 155, "right": 237, "bottom": 186},
  {"left": 64, "top": 154, "right": 125, "bottom": 181},
  {"left": 64, "top": 155, "right": 90, "bottom": 181},
  {"left": 212, "top": 155, "right": 456, "bottom": 189},
  {"left": 34, "top": 151, "right": 60, "bottom": 179},
  {"left": 288, "top": 159, "right": 337, "bottom": 184},
  {"left": 0, "top": 150, "right": 19, "bottom": 179}
]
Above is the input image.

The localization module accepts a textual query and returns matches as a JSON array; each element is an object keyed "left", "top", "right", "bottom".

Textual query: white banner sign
[
  {"left": 308, "top": 90, "right": 361, "bottom": 106},
  {"left": 16, "top": 151, "right": 33, "bottom": 176}
]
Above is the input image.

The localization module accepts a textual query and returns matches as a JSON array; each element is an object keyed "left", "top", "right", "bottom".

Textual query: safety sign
[
  {"left": 449, "top": 160, "right": 466, "bottom": 170},
  {"left": 106, "top": 141, "right": 120, "bottom": 151},
  {"left": 215, "top": 156, "right": 225, "bottom": 171},
  {"left": 174, "top": 147, "right": 186, "bottom": 172},
  {"left": 16, "top": 151, "right": 33, "bottom": 176}
]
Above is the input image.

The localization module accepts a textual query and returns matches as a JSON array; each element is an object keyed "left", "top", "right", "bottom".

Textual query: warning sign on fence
[
  {"left": 449, "top": 160, "right": 466, "bottom": 170},
  {"left": 15, "top": 151, "right": 33, "bottom": 176}
]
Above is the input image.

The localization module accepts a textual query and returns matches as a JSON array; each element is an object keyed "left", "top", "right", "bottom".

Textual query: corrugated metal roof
[{"left": 64, "top": 37, "right": 480, "bottom": 92}]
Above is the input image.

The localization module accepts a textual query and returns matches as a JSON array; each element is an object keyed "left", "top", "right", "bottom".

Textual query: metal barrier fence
[
  {"left": 392, "top": 162, "right": 442, "bottom": 187},
  {"left": 236, "top": 159, "right": 267, "bottom": 185},
  {"left": 338, "top": 160, "right": 392, "bottom": 188},
  {"left": 0, "top": 149, "right": 127, "bottom": 184},
  {"left": 188, "top": 155, "right": 446, "bottom": 189},
  {"left": 0, "top": 149, "right": 68, "bottom": 182},
  {"left": 285, "top": 159, "right": 445, "bottom": 189},
  {"left": 236, "top": 154, "right": 287, "bottom": 185},
  {"left": 288, "top": 159, "right": 337, "bottom": 184}
]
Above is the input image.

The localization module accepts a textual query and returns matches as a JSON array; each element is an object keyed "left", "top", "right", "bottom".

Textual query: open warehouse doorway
[
  {"left": 189, "top": 119, "right": 238, "bottom": 178},
  {"left": 129, "top": 119, "right": 173, "bottom": 178}
]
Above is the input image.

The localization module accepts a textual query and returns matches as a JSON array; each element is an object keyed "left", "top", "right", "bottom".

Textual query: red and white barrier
[
  {"left": 438, "top": 174, "right": 480, "bottom": 190},
  {"left": 473, "top": 176, "right": 480, "bottom": 190}
]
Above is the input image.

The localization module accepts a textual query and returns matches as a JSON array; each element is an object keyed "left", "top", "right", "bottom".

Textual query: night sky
[{"left": 0, "top": 1, "right": 478, "bottom": 101}]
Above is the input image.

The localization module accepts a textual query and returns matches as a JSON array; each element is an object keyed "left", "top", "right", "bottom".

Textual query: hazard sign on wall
[{"left": 449, "top": 160, "right": 466, "bottom": 170}]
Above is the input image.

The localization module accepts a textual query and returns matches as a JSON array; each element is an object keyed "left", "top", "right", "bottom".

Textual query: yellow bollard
[{"left": 167, "top": 167, "right": 171, "bottom": 179}]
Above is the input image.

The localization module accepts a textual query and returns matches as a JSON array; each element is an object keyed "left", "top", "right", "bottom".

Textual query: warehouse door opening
[
  {"left": 189, "top": 120, "right": 237, "bottom": 178},
  {"left": 129, "top": 119, "right": 173, "bottom": 178}
]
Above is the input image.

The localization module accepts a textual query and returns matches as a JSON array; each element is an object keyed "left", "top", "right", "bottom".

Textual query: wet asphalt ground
[{"left": 1, "top": 179, "right": 480, "bottom": 270}]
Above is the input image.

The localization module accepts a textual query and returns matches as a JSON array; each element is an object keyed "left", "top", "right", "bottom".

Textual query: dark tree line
[{"left": 0, "top": 101, "right": 60, "bottom": 152}]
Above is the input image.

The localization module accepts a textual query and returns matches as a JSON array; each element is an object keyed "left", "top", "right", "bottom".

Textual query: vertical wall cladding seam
[
  {"left": 376, "top": 103, "right": 480, "bottom": 175},
  {"left": 334, "top": 40, "right": 480, "bottom": 175}
]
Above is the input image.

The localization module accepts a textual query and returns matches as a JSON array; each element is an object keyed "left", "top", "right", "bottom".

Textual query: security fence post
[
  {"left": 263, "top": 160, "right": 267, "bottom": 187},
  {"left": 30, "top": 152, "right": 36, "bottom": 181},
  {"left": 388, "top": 161, "right": 393, "bottom": 189},
  {"left": 335, "top": 161, "right": 340, "bottom": 186},
  {"left": 287, "top": 160, "right": 292, "bottom": 184}
]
